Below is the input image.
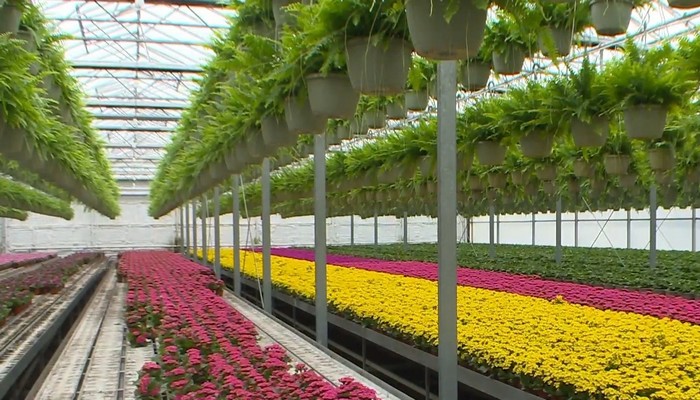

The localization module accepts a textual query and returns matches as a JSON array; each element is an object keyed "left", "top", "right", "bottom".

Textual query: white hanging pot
[
  {"left": 405, "top": 0, "right": 487, "bottom": 60},
  {"left": 589, "top": 0, "right": 633, "bottom": 37},
  {"left": 362, "top": 109, "right": 387, "bottom": 129},
  {"left": 251, "top": 21, "right": 275, "bottom": 39},
  {"left": 419, "top": 156, "right": 434, "bottom": 177},
  {"left": 571, "top": 116, "right": 609, "bottom": 148},
  {"left": 0, "top": 124, "right": 26, "bottom": 156},
  {"left": 524, "top": 182, "right": 539, "bottom": 197},
  {"left": 618, "top": 173, "right": 637, "bottom": 189},
  {"left": 461, "top": 61, "right": 491, "bottom": 91},
  {"left": 510, "top": 171, "right": 527, "bottom": 186},
  {"left": 519, "top": 131, "right": 554, "bottom": 158},
  {"left": 567, "top": 179, "right": 581, "bottom": 193},
  {"left": 603, "top": 154, "right": 631, "bottom": 176},
  {"left": 405, "top": 90, "right": 429, "bottom": 111},
  {"left": 655, "top": 171, "right": 673, "bottom": 187},
  {"left": 386, "top": 100, "right": 407, "bottom": 120},
  {"left": 492, "top": 46, "right": 526, "bottom": 75},
  {"left": 224, "top": 149, "right": 243, "bottom": 173},
  {"left": 262, "top": 114, "right": 298, "bottom": 148},
  {"left": 475, "top": 141, "right": 506, "bottom": 166},
  {"left": 42, "top": 75, "right": 63, "bottom": 101},
  {"left": 647, "top": 147, "right": 675, "bottom": 172},
  {"left": 0, "top": 3, "right": 22, "bottom": 34},
  {"left": 623, "top": 104, "right": 668, "bottom": 140},
  {"left": 542, "top": 181, "right": 557, "bottom": 195},
  {"left": 487, "top": 172, "right": 506, "bottom": 189},
  {"left": 335, "top": 124, "right": 351, "bottom": 140},
  {"left": 345, "top": 37, "right": 412, "bottom": 95},
  {"left": 350, "top": 117, "right": 368, "bottom": 136},
  {"left": 573, "top": 159, "right": 595, "bottom": 178},
  {"left": 535, "top": 164, "right": 557, "bottom": 181},
  {"left": 284, "top": 95, "right": 327, "bottom": 135},
  {"left": 538, "top": 26, "right": 572, "bottom": 57},
  {"left": 458, "top": 151, "right": 474, "bottom": 172},
  {"left": 590, "top": 179, "right": 605, "bottom": 194},
  {"left": 271, "top": 0, "right": 299, "bottom": 27},
  {"left": 686, "top": 166, "right": 700, "bottom": 183},
  {"left": 245, "top": 132, "right": 267, "bottom": 161},
  {"left": 306, "top": 72, "right": 360, "bottom": 119}
]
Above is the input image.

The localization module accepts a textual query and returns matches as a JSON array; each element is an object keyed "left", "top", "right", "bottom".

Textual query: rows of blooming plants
[
  {"left": 119, "top": 251, "right": 380, "bottom": 400},
  {"left": 0, "top": 252, "right": 57, "bottom": 271},
  {"left": 0, "top": 252, "right": 102, "bottom": 325},
  {"left": 205, "top": 248, "right": 700, "bottom": 400}
]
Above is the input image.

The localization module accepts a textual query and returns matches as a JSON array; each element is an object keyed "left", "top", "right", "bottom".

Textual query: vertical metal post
[
  {"left": 314, "top": 134, "right": 328, "bottom": 347},
  {"left": 574, "top": 210, "right": 578, "bottom": 247},
  {"left": 650, "top": 184, "right": 657, "bottom": 268},
  {"left": 693, "top": 208, "right": 697, "bottom": 252},
  {"left": 213, "top": 187, "right": 221, "bottom": 279},
  {"left": 626, "top": 209, "right": 632, "bottom": 249},
  {"left": 350, "top": 214, "right": 355, "bottom": 246},
  {"left": 436, "top": 60, "right": 458, "bottom": 400},
  {"left": 179, "top": 206, "right": 185, "bottom": 253},
  {"left": 185, "top": 204, "right": 190, "bottom": 254},
  {"left": 403, "top": 211, "right": 408, "bottom": 247},
  {"left": 374, "top": 210, "right": 378, "bottom": 245},
  {"left": 0, "top": 218, "right": 7, "bottom": 253},
  {"left": 233, "top": 177, "right": 241, "bottom": 295},
  {"left": 261, "top": 159, "right": 272, "bottom": 313},
  {"left": 496, "top": 214, "right": 500, "bottom": 244},
  {"left": 201, "top": 195, "right": 208, "bottom": 267},
  {"left": 192, "top": 200, "right": 198, "bottom": 260},
  {"left": 489, "top": 204, "right": 495, "bottom": 259},
  {"left": 555, "top": 197, "right": 562, "bottom": 264},
  {"left": 531, "top": 212, "right": 536, "bottom": 246},
  {"left": 466, "top": 216, "right": 471, "bottom": 243}
]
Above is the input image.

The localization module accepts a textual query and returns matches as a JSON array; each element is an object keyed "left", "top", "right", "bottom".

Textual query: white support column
[
  {"left": 555, "top": 197, "right": 562, "bottom": 264},
  {"left": 192, "top": 200, "right": 198, "bottom": 259},
  {"left": 261, "top": 159, "right": 272, "bottom": 313},
  {"left": 403, "top": 211, "right": 409, "bottom": 247},
  {"left": 179, "top": 206, "right": 185, "bottom": 253},
  {"left": 213, "top": 187, "right": 221, "bottom": 279},
  {"left": 650, "top": 184, "right": 657, "bottom": 268},
  {"left": 314, "top": 134, "right": 328, "bottom": 347},
  {"left": 496, "top": 214, "right": 500, "bottom": 244},
  {"left": 201, "top": 195, "right": 208, "bottom": 267},
  {"left": 693, "top": 208, "right": 697, "bottom": 252},
  {"left": 574, "top": 210, "right": 579, "bottom": 247},
  {"left": 626, "top": 209, "right": 632, "bottom": 249},
  {"left": 350, "top": 214, "right": 355, "bottom": 246},
  {"left": 184, "top": 205, "right": 190, "bottom": 254},
  {"left": 531, "top": 212, "right": 536, "bottom": 246},
  {"left": 233, "top": 177, "right": 241, "bottom": 295},
  {"left": 489, "top": 204, "right": 496, "bottom": 259},
  {"left": 374, "top": 210, "right": 378, "bottom": 245}
]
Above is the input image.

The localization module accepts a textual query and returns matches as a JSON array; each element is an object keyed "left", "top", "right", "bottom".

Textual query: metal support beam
[
  {"left": 489, "top": 204, "right": 496, "bottom": 259},
  {"left": 233, "top": 177, "right": 241, "bottom": 296},
  {"left": 261, "top": 159, "right": 272, "bottom": 313},
  {"left": 71, "top": 60, "right": 204, "bottom": 73},
  {"left": 314, "top": 134, "right": 328, "bottom": 347},
  {"left": 192, "top": 200, "right": 197, "bottom": 259},
  {"left": 436, "top": 60, "right": 458, "bottom": 400},
  {"left": 184, "top": 204, "right": 190, "bottom": 255},
  {"left": 650, "top": 184, "right": 657, "bottom": 268},
  {"left": 403, "top": 211, "right": 408, "bottom": 247},
  {"left": 93, "top": 113, "right": 180, "bottom": 122},
  {"left": 350, "top": 215, "right": 355, "bottom": 246},
  {"left": 574, "top": 210, "right": 579, "bottom": 247},
  {"left": 95, "top": 125, "right": 174, "bottom": 132},
  {"left": 86, "top": 99, "right": 188, "bottom": 109},
  {"left": 374, "top": 211, "right": 379, "bottom": 245},
  {"left": 693, "top": 208, "right": 697, "bottom": 252},
  {"left": 214, "top": 187, "right": 221, "bottom": 279},
  {"left": 531, "top": 212, "right": 536, "bottom": 246},
  {"left": 555, "top": 197, "right": 562, "bottom": 264},
  {"left": 626, "top": 209, "right": 632, "bottom": 249},
  {"left": 201, "top": 195, "right": 208, "bottom": 267},
  {"left": 496, "top": 214, "right": 500, "bottom": 244},
  {"left": 179, "top": 206, "right": 185, "bottom": 254}
]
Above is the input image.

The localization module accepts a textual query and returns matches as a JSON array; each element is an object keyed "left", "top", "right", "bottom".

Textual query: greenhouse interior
[{"left": 0, "top": 0, "right": 699, "bottom": 399}]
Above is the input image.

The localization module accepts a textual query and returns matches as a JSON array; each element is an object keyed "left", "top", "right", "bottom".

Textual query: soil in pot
[
  {"left": 519, "top": 131, "right": 554, "bottom": 158},
  {"left": 648, "top": 147, "right": 675, "bottom": 172},
  {"left": 461, "top": 61, "right": 491, "bottom": 91},
  {"left": 475, "top": 141, "right": 506, "bottom": 166},
  {"left": 538, "top": 27, "right": 572, "bottom": 57},
  {"left": 0, "top": 4, "right": 22, "bottom": 34},
  {"left": 623, "top": 104, "right": 668, "bottom": 140},
  {"left": 386, "top": 101, "right": 407, "bottom": 119},
  {"left": 362, "top": 110, "right": 387, "bottom": 129},
  {"left": 284, "top": 96, "right": 328, "bottom": 135},
  {"left": 668, "top": 0, "right": 700, "bottom": 8},
  {"left": 492, "top": 46, "right": 526, "bottom": 75},
  {"left": 306, "top": 73, "right": 359, "bottom": 119},
  {"left": 603, "top": 154, "right": 631, "bottom": 176},
  {"left": 405, "top": 90, "right": 429, "bottom": 111},
  {"left": 262, "top": 114, "right": 298, "bottom": 148},
  {"left": 345, "top": 37, "right": 412, "bottom": 95},
  {"left": 405, "top": 0, "right": 487, "bottom": 60},
  {"left": 571, "top": 117, "right": 609, "bottom": 147},
  {"left": 589, "top": 0, "right": 633, "bottom": 36}
]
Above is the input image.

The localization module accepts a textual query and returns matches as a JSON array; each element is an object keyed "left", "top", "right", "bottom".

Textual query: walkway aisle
[{"left": 223, "top": 292, "right": 407, "bottom": 400}]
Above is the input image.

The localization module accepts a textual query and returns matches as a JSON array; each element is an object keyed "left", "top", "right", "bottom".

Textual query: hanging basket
[
  {"left": 590, "top": 0, "right": 633, "bottom": 36},
  {"left": 335, "top": 124, "right": 351, "bottom": 141},
  {"left": 362, "top": 109, "right": 387, "bottom": 129},
  {"left": 224, "top": 149, "right": 243, "bottom": 173},
  {"left": 345, "top": 37, "right": 412, "bottom": 95},
  {"left": 405, "top": 0, "right": 487, "bottom": 60},
  {"left": 262, "top": 114, "right": 298, "bottom": 148},
  {"left": 623, "top": 104, "right": 668, "bottom": 140},
  {"left": 571, "top": 116, "right": 609, "bottom": 148},
  {"left": 535, "top": 164, "right": 557, "bottom": 181},
  {"left": 461, "top": 61, "right": 491, "bottom": 91},
  {"left": 419, "top": 156, "right": 434, "bottom": 177},
  {"left": 468, "top": 175, "right": 483, "bottom": 191},
  {"left": 519, "top": 131, "right": 554, "bottom": 158},
  {"left": 668, "top": 0, "right": 700, "bottom": 8},
  {"left": 648, "top": 147, "right": 675, "bottom": 172},
  {"left": 686, "top": 166, "right": 700, "bottom": 183},
  {"left": 458, "top": 151, "right": 474, "bottom": 172},
  {"left": 618, "top": 174, "right": 637, "bottom": 189},
  {"left": 542, "top": 181, "right": 557, "bottom": 195},
  {"left": 573, "top": 159, "right": 595, "bottom": 178},
  {"left": 487, "top": 172, "right": 507, "bottom": 189},
  {"left": 245, "top": 132, "right": 269, "bottom": 160},
  {"left": 567, "top": 178, "right": 580, "bottom": 193},
  {"left": 386, "top": 101, "right": 407, "bottom": 120},
  {"left": 603, "top": 154, "right": 631, "bottom": 176},
  {"left": 492, "top": 46, "right": 526, "bottom": 75},
  {"left": 475, "top": 141, "right": 506, "bottom": 166},
  {"left": 41, "top": 76, "right": 63, "bottom": 101},
  {"left": 251, "top": 21, "right": 276, "bottom": 39},
  {"left": 655, "top": 171, "right": 673, "bottom": 187},
  {"left": 272, "top": 0, "right": 299, "bottom": 27},
  {"left": 306, "top": 73, "right": 360, "bottom": 119},
  {"left": 350, "top": 117, "right": 368, "bottom": 136},
  {"left": 284, "top": 95, "right": 327, "bottom": 135},
  {"left": 524, "top": 182, "right": 539, "bottom": 197},
  {"left": 0, "top": 4, "right": 22, "bottom": 34},
  {"left": 538, "top": 26, "right": 572, "bottom": 57},
  {"left": 510, "top": 171, "right": 527, "bottom": 186},
  {"left": 405, "top": 90, "right": 429, "bottom": 111}
]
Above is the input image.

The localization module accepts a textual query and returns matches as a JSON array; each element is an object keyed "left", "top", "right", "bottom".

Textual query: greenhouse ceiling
[{"left": 38, "top": 0, "right": 699, "bottom": 183}]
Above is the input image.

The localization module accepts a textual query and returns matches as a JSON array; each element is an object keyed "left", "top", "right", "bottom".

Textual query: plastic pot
[
  {"left": 623, "top": 104, "right": 668, "bottom": 140},
  {"left": 535, "top": 164, "right": 557, "bottom": 181},
  {"left": 573, "top": 159, "right": 595, "bottom": 178},
  {"left": 362, "top": 109, "right": 387, "bottom": 129},
  {"left": 251, "top": 21, "right": 275, "bottom": 39},
  {"left": 419, "top": 156, "right": 434, "bottom": 177},
  {"left": 510, "top": 171, "right": 528, "bottom": 186},
  {"left": 543, "top": 181, "right": 557, "bottom": 195},
  {"left": 405, "top": 0, "right": 487, "bottom": 60},
  {"left": 262, "top": 114, "right": 298, "bottom": 148},
  {"left": 224, "top": 149, "right": 243, "bottom": 173},
  {"left": 492, "top": 46, "right": 526, "bottom": 75},
  {"left": 461, "top": 61, "right": 491, "bottom": 91},
  {"left": 648, "top": 147, "right": 675, "bottom": 172},
  {"left": 618, "top": 174, "right": 637, "bottom": 189},
  {"left": 0, "top": 4, "right": 21, "bottom": 34},
  {"left": 386, "top": 101, "right": 407, "bottom": 120},
  {"left": 349, "top": 117, "right": 368, "bottom": 136},
  {"left": 603, "top": 154, "right": 631, "bottom": 176},
  {"left": 335, "top": 124, "right": 351, "bottom": 140},
  {"left": 475, "top": 141, "right": 506, "bottom": 166},
  {"left": 272, "top": 0, "right": 299, "bottom": 27},
  {"left": 519, "top": 131, "right": 554, "bottom": 158},
  {"left": 306, "top": 73, "right": 359, "bottom": 119},
  {"left": 0, "top": 124, "right": 25, "bottom": 156},
  {"left": 245, "top": 133, "right": 268, "bottom": 161},
  {"left": 284, "top": 95, "right": 327, "bottom": 135},
  {"left": 468, "top": 175, "right": 483, "bottom": 191},
  {"left": 571, "top": 116, "right": 609, "bottom": 147},
  {"left": 655, "top": 171, "right": 673, "bottom": 187},
  {"left": 345, "top": 37, "right": 412, "bottom": 95},
  {"left": 538, "top": 26, "right": 572, "bottom": 57},
  {"left": 405, "top": 90, "right": 429, "bottom": 111},
  {"left": 487, "top": 172, "right": 507, "bottom": 189},
  {"left": 668, "top": 0, "right": 700, "bottom": 8},
  {"left": 590, "top": 0, "right": 633, "bottom": 36}
]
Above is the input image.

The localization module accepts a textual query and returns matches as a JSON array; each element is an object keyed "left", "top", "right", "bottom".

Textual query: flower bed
[
  {"left": 0, "top": 252, "right": 101, "bottom": 324},
  {"left": 118, "top": 251, "right": 379, "bottom": 400},
  {"left": 0, "top": 252, "right": 57, "bottom": 271},
  {"left": 213, "top": 249, "right": 700, "bottom": 400}
]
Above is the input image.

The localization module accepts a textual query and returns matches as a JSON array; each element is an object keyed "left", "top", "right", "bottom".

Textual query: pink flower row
[
  {"left": 269, "top": 248, "right": 700, "bottom": 326},
  {"left": 119, "top": 251, "right": 380, "bottom": 400},
  {"left": 0, "top": 252, "right": 57, "bottom": 270}
]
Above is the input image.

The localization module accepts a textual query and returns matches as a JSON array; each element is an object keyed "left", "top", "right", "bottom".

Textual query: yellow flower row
[{"left": 202, "top": 249, "right": 700, "bottom": 400}]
